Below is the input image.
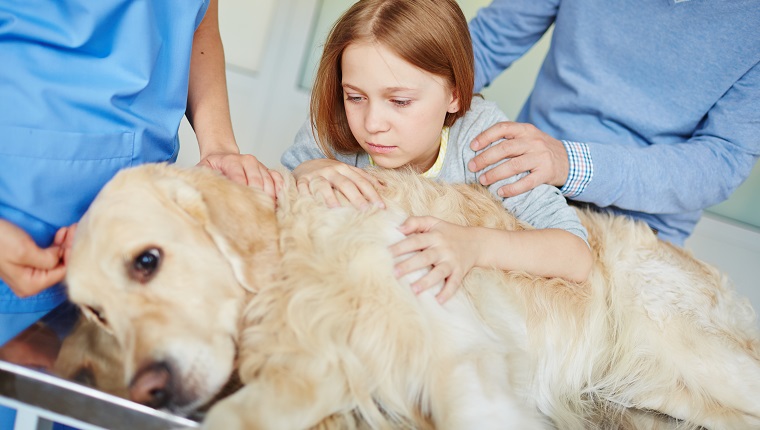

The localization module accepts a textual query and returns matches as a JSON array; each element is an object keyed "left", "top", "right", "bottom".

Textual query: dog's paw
[{"left": 201, "top": 399, "right": 248, "bottom": 430}]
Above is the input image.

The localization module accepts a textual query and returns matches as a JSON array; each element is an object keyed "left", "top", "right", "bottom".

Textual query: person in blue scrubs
[{"left": 0, "top": 0, "right": 280, "bottom": 426}]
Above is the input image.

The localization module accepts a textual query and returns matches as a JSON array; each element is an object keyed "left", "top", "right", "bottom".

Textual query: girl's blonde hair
[{"left": 310, "top": 0, "right": 474, "bottom": 158}]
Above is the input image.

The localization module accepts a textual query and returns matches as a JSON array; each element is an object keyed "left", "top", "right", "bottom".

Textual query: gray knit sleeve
[
  {"left": 499, "top": 182, "right": 589, "bottom": 243},
  {"left": 280, "top": 118, "right": 327, "bottom": 171},
  {"left": 455, "top": 99, "right": 589, "bottom": 243}
]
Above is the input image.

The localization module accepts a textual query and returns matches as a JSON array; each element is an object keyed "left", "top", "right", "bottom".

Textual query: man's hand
[{"left": 468, "top": 121, "right": 569, "bottom": 197}]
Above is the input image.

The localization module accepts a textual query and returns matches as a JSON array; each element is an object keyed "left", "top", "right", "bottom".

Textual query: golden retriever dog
[{"left": 65, "top": 163, "right": 760, "bottom": 429}]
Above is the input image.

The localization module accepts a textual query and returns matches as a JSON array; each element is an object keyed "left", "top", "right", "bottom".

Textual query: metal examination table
[{"left": 0, "top": 303, "right": 198, "bottom": 430}]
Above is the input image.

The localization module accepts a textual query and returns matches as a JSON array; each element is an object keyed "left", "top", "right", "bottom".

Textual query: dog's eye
[
  {"left": 84, "top": 305, "right": 108, "bottom": 326},
  {"left": 130, "top": 247, "right": 162, "bottom": 284}
]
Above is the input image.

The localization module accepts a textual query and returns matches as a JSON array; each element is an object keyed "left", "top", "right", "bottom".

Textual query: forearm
[
  {"left": 186, "top": 0, "right": 238, "bottom": 158},
  {"left": 579, "top": 139, "right": 757, "bottom": 213},
  {"left": 475, "top": 227, "right": 592, "bottom": 283},
  {"left": 469, "top": 0, "right": 558, "bottom": 91},
  {"left": 572, "top": 62, "right": 760, "bottom": 214}
]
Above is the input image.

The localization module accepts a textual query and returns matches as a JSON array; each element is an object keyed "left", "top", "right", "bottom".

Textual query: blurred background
[{"left": 177, "top": 0, "right": 760, "bottom": 315}]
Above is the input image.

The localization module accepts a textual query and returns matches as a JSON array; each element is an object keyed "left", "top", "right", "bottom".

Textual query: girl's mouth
[{"left": 366, "top": 142, "right": 396, "bottom": 154}]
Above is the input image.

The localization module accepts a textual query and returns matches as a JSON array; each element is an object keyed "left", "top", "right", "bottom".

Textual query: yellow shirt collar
[{"left": 368, "top": 126, "right": 449, "bottom": 178}]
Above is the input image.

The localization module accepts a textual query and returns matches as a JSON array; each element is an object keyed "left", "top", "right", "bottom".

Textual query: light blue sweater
[
  {"left": 282, "top": 98, "right": 588, "bottom": 243},
  {"left": 470, "top": 0, "right": 760, "bottom": 245}
]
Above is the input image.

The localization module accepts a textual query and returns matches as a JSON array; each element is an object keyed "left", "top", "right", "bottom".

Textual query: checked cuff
[{"left": 559, "top": 140, "right": 593, "bottom": 198}]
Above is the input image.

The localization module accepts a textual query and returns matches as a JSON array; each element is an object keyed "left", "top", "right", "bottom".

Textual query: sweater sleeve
[
  {"left": 457, "top": 99, "right": 588, "bottom": 243},
  {"left": 280, "top": 117, "right": 327, "bottom": 171},
  {"left": 483, "top": 133, "right": 589, "bottom": 245},
  {"left": 469, "top": 0, "right": 559, "bottom": 92},
  {"left": 576, "top": 61, "right": 760, "bottom": 214}
]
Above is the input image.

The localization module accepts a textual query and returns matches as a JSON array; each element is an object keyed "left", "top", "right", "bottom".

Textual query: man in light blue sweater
[{"left": 467, "top": 0, "right": 760, "bottom": 246}]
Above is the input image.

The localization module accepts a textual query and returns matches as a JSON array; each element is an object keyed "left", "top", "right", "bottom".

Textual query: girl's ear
[{"left": 447, "top": 89, "right": 460, "bottom": 114}]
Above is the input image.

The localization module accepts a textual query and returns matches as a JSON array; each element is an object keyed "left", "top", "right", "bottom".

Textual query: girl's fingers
[
  {"left": 330, "top": 175, "right": 372, "bottom": 209},
  {"left": 411, "top": 264, "right": 450, "bottom": 294},
  {"left": 309, "top": 177, "right": 342, "bottom": 208},
  {"left": 395, "top": 245, "right": 440, "bottom": 278},
  {"left": 435, "top": 274, "right": 463, "bottom": 304}
]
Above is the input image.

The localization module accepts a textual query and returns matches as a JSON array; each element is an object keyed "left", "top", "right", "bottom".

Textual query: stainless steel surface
[
  {"left": 0, "top": 361, "right": 198, "bottom": 430},
  {"left": 0, "top": 303, "right": 200, "bottom": 429}
]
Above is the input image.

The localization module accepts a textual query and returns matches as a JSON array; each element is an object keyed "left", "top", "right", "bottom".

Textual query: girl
[{"left": 281, "top": 0, "right": 592, "bottom": 303}]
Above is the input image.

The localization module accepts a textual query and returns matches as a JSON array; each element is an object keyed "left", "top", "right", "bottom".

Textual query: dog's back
[
  {"left": 233, "top": 169, "right": 545, "bottom": 428},
  {"left": 234, "top": 168, "right": 760, "bottom": 429}
]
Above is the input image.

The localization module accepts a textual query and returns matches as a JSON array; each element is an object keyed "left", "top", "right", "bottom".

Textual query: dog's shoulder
[{"left": 369, "top": 168, "right": 524, "bottom": 232}]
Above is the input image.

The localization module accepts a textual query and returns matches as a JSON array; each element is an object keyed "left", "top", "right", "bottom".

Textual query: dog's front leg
[
  {"left": 425, "top": 352, "right": 545, "bottom": 430},
  {"left": 202, "top": 363, "right": 355, "bottom": 430}
]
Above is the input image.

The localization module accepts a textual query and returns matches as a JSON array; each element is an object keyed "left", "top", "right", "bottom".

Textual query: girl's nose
[{"left": 364, "top": 102, "right": 390, "bottom": 134}]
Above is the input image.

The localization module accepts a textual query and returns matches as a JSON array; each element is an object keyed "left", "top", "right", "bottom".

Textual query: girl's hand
[
  {"left": 389, "top": 216, "right": 480, "bottom": 304},
  {"left": 292, "top": 159, "right": 384, "bottom": 209}
]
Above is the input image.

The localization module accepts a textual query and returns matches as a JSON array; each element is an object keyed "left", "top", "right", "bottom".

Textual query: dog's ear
[
  {"left": 154, "top": 167, "right": 280, "bottom": 293},
  {"left": 154, "top": 176, "right": 210, "bottom": 226}
]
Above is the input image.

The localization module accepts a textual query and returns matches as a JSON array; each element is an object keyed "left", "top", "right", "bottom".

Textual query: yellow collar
[{"left": 368, "top": 126, "right": 449, "bottom": 178}]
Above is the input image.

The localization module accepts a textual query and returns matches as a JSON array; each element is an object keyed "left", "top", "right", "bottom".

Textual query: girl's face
[{"left": 341, "top": 41, "right": 459, "bottom": 172}]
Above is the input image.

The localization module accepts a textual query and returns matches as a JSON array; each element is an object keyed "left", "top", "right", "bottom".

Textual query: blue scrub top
[{"left": 0, "top": 0, "right": 209, "bottom": 315}]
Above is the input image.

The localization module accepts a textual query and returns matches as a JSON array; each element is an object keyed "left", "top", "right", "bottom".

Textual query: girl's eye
[
  {"left": 345, "top": 95, "right": 364, "bottom": 103},
  {"left": 392, "top": 99, "right": 411, "bottom": 107}
]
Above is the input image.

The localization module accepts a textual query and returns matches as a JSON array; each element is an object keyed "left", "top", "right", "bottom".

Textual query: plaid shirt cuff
[{"left": 559, "top": 140, "right": 593, "bottom": 198}]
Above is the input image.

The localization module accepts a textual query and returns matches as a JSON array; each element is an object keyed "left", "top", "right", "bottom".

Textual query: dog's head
[{"left": 66, "top": 163, "right": 279, "bottom": 414}]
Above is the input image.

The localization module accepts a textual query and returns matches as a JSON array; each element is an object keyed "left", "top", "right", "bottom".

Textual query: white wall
[
  {"left": 686, "top": 215, "right": 760, "bottom": 314},
  {"left": 176, "top": 0, "right": 317, "bottom": 169}
]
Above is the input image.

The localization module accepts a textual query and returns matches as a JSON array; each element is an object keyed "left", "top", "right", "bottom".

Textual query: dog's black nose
[{"left": 129, "top": 361, "right": 172, "bottom": 409}]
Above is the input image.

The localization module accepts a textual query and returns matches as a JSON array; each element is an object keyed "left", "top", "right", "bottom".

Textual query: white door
[{"left": 177, "top": 0, "right": 320, "bottom": 169}]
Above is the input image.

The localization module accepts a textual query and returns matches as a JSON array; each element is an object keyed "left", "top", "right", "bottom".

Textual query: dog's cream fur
[{"left": 66, "top": 163, "right": 760, "bottom": 429}]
